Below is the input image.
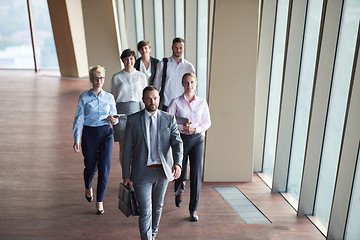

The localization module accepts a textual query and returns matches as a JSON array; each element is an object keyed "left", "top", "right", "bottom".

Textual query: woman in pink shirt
[{"left": 167, "top": 72, "right": 211, "bottom": 222}]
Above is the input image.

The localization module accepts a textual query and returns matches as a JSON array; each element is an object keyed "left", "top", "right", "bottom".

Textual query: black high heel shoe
[
  {"left": 85, "top": 194, "right": 93, "bottom": 202},
  {"left": 96, "top": 202, "right": 104, "bottom": 214},
  {"left": 85, "top": 188, "right": 93, "bottom": 202}
]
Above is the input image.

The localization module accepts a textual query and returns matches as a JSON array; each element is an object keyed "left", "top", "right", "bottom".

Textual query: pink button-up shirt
[{"left": 167, "top": 93, "right": 211, "bottom": 134}]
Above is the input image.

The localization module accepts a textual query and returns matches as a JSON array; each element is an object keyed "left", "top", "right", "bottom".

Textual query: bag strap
[{"left": 159, "top": 57, "right": 168, "bottom": 102}]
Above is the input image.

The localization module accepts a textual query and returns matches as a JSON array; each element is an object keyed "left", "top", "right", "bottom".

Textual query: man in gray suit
[{"left": 122, "top": 85, "right": 183, "bottom": 240}]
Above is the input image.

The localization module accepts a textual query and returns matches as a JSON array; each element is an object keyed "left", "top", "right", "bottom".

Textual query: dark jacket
[{"left": 134, "top": 56, "right": 160, "bottom": 86}]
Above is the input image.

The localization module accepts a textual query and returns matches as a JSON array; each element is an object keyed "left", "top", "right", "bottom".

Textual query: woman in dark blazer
[{"left": 134, "top": 40, "right": 159, "bottom": 86}]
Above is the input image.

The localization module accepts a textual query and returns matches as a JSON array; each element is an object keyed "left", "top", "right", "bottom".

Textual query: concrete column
[
  {"left": 204, "top": 0, "right": 258, "bottom": 182},
  {"left": 185, "top": 0, "right": 197, "bottom": 69},
  {"left": 272, "top": 0, "right": 307, "bottom": 193},
  {"left": 253, "top": 0, "right": 276, "bottom": 173},
  {"left": 142, "top": 0, "right": 156, "bottom": 57},
  {"left": 298, "top": 0, "right": 343, "bottom": 216},
  {"left": 327, "top": 24, "right": 360, "bottom": 240},
  {"left": 47, "top": 0, "right": 88, "bottom": 77},
  {"left": 163, "top": 0, "right": 175, "bottom": 58},
  {"left": 81, "top": 0, "right": 122, "bottom": 91}
]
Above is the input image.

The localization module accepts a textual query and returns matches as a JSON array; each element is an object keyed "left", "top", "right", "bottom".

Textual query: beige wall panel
[
  {"left": 123, "top": 0, "right": 137, "bottom": 51},
  {"left": 204, "top": 0, "right": 258, "bottom": 182},
  {"left": 253, "top": 0, "right": 276, "bottom": 172},
  {"left": 207, "top": 0, "right": 215, "bottom": 83},
  {"left": 47, "top": 0, "right": 88, "bottom": 77},
  {"left": 143, "top": 0, "right": 156, "bottom": 57},
  {"left": 82, "top": 0, "right": 122, "bottom": 91},
  {"left": 185, "top": 0, "right": 197, "bottom": 70},
  {"left": 163, "top": 0, "right": 175, "bottom": 57}
]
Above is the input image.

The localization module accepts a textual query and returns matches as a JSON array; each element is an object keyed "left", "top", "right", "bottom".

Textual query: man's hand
[
  {"left": 123, "top": 178, "right": 133, "bottom": 189},
  {"left": 172, "top": 164, "right": 181, "bottom": 179},
  {"left": 73, "top": 143, "right": 81, "bottom": 153}
]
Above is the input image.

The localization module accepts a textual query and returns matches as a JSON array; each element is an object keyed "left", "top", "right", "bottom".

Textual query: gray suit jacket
[{"left": 122, "top": 109, "right": 183, "bottom": 183}]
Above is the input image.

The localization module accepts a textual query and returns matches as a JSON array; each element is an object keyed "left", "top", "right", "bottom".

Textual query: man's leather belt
[{"left": 147, "top": 164, "right": 162, "bottom": 169}]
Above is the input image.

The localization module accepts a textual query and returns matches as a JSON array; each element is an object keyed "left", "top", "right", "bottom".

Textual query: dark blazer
[
  {"left": 134, "top": 57, "right": 160, "bottom": 85},
  {"left": 122, "top": 109, "right": 183, "bottom": 183}
]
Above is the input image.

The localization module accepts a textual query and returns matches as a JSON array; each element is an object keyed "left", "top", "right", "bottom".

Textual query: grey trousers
[{"left": 133, "top": 166, "right": 169, "bottom": 240}]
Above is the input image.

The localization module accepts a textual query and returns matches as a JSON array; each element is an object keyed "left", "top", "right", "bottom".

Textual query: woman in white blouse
[
  {"left": 111, "top": 49, "right": 147, "bottom": 164},
  {"left": 134, "top": 40, "right": 159, "bottom": 86}
]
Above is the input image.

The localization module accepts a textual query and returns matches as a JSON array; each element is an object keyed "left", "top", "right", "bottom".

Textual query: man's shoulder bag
[{"left": 159, "top": 57, "right": 168, "bottom": 109}]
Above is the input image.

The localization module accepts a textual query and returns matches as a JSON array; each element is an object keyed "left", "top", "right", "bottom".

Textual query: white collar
[{"left": 145, "top": 109, "right": 158, "bottom": 119}]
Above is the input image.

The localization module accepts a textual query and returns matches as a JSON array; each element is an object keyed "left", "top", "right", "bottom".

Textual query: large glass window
[
  {"left": 31, "top": 0, "right": 58, "bottom": 69},
  {"left": 345, "top": 146, "right": 360, "bottom": 240},
  {"left": 0, "top": 0, "right": 34, "bottom": 69},
  {"left": 134, "top": 0, "right": 144, "bottom": 43},
  {"left": 262, "top": 0, "right": 290, "bottom": 185},
  {"left": 314, "top": 0, "right": 360, "bottom": 229},
  {"left": 116, "top": 0, "right": 128, "bottom": 51},
  {"left": 174, "top": 0, "right": 184, "bottom": 38},
  {"left": 154, "top": 0, "right": 164, "bottom": 58},
  {"left": 196, "top": 0, "right": 208, "bottom": 98},
  {"left": 114, "top": 0, "right": 210, "bottom": 97},
  {"left": 287, "top": 0, "right": 323, "bottom": 202},
  {"left": 0, "top": 0, "right": 58, "bottom": 69}
]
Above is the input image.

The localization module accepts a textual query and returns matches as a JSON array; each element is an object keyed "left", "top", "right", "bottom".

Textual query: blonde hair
[
  {"left": 89, "top": 65, "right": 105, "bottom": 80},
  {"left": 182, "top": 72, "right": 197, "bottom": 84}
]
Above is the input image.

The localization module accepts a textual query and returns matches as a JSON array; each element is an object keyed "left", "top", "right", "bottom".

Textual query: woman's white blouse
[
  {"left": 110, "top": 69, "right": 147, "bottom": 103},
  {"left": 139, "top": 60, "right": 152, "bottom": 84}
]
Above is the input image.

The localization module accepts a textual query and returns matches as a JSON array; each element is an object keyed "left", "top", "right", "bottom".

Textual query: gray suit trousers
[{"left": 133, "top": 166, "right": 169, "bottom": 240}]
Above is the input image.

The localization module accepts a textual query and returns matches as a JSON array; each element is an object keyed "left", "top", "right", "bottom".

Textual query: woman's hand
[
  {"left": 107, "top": 115, "right": 119, "bottom": 124},
  {"left": 73, "top": 143, "right": 81, "bottom": 153},
  {"left": 181, "top": 123, "right": 196, "bottom": 135}
]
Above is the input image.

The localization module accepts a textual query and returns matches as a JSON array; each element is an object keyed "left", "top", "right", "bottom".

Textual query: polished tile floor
[{"left": 0, "top": 70, "right": 325, "bottom": 240}]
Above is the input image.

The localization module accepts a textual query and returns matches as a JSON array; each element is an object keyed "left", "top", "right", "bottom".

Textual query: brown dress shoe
[{"left": 190, "top": 211, "right": 199, "bottom": 221}]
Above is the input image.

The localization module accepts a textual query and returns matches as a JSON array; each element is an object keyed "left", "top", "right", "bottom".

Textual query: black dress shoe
[
  {"left": 190, "top": 211, "right": 199, "bottom": 222},
  {"left": 175, "top": 194, "right": 182, "bottom": 207},
  {"left": 96, "top": 209, "right": 104, "bottom": 215},
  {"left": 85, "top": 194, "right": 93, "bottom": 202}
]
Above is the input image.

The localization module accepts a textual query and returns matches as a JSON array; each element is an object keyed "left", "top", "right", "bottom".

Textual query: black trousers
[
  {"left": 81, "top": 125, "right": 113, "bottom": 202},
  {"left": 174, "top": 133, "right": 204, "bottom": 212}
]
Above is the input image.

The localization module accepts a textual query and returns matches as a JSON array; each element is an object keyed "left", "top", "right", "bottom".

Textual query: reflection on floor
[{"left": 216, "top": 186, "right": 271, "bottom": 224}]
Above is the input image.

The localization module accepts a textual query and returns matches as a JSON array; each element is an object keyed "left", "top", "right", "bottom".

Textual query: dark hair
[
  {"left": 137, "top": 40, "right": 151, "bottom": 51},
  {"left": 143, "top": 85, "right": 159, "bottom": 97},
  {"left": 172, "top": 37, "right": 185, "bottom": 45},
  {"left": 121, "top": 49, "right": 136, "bottom": 60}
]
